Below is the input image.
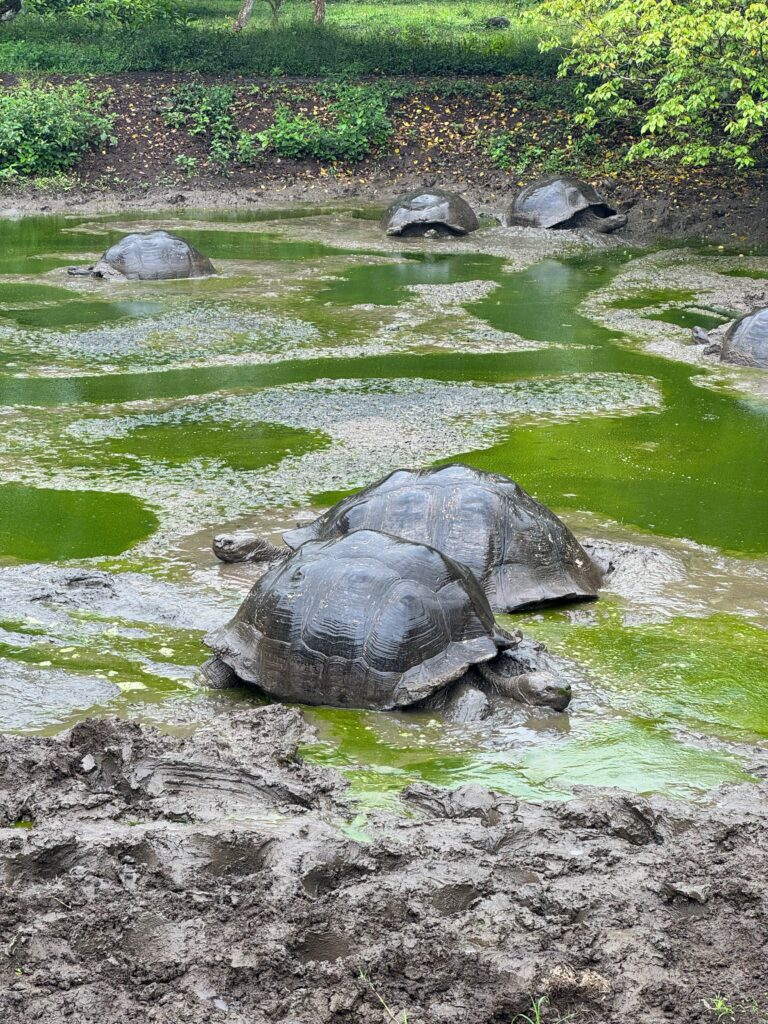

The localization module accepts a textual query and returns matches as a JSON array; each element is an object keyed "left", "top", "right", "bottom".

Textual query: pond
[{"left": 0, "top": 207, "right": 766, "bottom": 808}]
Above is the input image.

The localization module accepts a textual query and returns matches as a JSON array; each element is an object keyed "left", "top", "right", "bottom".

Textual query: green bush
[
  {"left": 0, "top": 80, "right": 115, "bottom": 179},
  {"left": 258, "top": 84, "right": 392, "bottom": 160},
  {"left": 164, "top": 82, "right": 257, "bottom": 169},
  {"left": 537, "top": 0, "right": 768, "bottom": 167},
  {"left": 26, "top": 0, "right": 179, "bottom": 25}
]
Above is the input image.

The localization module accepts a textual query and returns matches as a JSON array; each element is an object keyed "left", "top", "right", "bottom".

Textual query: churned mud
[{"left": 2, "top": 708, "right": 768, "bottom": 1023}]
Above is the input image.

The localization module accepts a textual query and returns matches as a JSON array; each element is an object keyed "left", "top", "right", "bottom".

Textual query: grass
[
  {"left": 0, "top": 0, "right": 560, "bottom": 76},
  {"left": 703, "top": 995, "right": 768, "bottom": 1023},
  {"left": 512, "top": 996, "right": 575, "bottom": 1024}
]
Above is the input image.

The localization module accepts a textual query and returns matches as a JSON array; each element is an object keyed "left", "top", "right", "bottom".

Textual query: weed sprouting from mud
[
  {"left": 358, "top": 971, "right": 409, "bottom": 1024},
  {"left": 512, "top": 996, "right": 576, "bottom": 1024},
  {"left": 702, "top": 994, "right": 768, "bottom": 1022},
  {"left": 513, "top": 997, "right": 549, "bottom": 1024}
]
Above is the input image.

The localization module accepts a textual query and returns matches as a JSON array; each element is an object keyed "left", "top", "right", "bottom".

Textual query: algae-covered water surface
[{"left": 0, "top": 207, "right": 766, "bottom": 806}]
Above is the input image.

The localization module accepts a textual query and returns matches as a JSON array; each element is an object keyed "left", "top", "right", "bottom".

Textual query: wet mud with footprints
[{"left": 3, "top": 710, "right": 768, "bottom": 1023}]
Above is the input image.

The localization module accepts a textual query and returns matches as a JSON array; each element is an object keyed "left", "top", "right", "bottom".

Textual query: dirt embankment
[
  {"left": 2, "top": 72, "right": 768, "bottom": 245},
  {"left": 2, "top": 708, "right": 768, "bottom": 1023}
]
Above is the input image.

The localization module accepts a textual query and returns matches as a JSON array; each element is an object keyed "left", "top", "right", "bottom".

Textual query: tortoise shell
[
  {"left": 99, "top": 230, "right": 215, "bottom": 280},
  {"left": 721, "top": 308, "right": 768, "bottom": 368},
  {"left": 381, "top": 188, "right": 479, "bottom": 237},
  {"left": 284, "top": 464, "right": 602, "bottom": 612},
  {"left": 205, "top": 529, "right": 511, "bottom": 710},
  {"left": 508, "top": 175, "right": 618, "bottom": 230}
]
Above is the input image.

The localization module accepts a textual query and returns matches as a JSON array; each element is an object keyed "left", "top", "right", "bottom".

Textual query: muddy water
[{"left": 0, "top": 208, "right": 766, "bottom": 806}]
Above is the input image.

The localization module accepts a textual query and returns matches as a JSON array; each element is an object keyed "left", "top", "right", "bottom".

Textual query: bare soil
[{"left": 2, "top": 708, "right": 768, "bottom": 1023}]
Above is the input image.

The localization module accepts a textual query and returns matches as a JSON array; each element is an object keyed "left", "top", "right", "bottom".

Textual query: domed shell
[
  {"left": 721, "top": 307, "right": 768, "bottom": 368},
  {"left": 284, "top": 464, "right": 602, "bottom": 613},
  {"left": 205, "top": 529, "right": 509, "bottom": 710},
  {"left": 101, "top": 230, "right": 215, "bottom": 280},
  {"left": 508, "top": 176, "right": 617, "bottom": 229},
  {"left": 381, "top": 188, "right": 479, "bottom": 237}
]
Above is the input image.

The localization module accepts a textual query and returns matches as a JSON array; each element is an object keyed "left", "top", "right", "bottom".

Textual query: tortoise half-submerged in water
[
  {"left": 381, "top": 188, "right": 479, "bottom": 237},
  {"left": 692, "top": 307, "right": 768, "bottom": 368},
  {"left": 215, "top": 464, "right": 602, "bottom": 613},
  {"left": 720, "top": 308, "right": 768, "bottom": 368},
  {"left": 507, "top": 176, "right": 627, "bottom": 233},
  {"left": 204, "top": 529, "right": 570, "bottom": 711},
  {"left": 68, "top": 230, "right": 216, "bottom": 281}
]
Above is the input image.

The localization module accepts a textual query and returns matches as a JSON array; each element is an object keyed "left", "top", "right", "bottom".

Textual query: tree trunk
[
  {"left": 313, "top": 0, "right": 326, "bottom": 25},
  {"left": 233, "top": 0, "right": 254, "bottom": 32}
]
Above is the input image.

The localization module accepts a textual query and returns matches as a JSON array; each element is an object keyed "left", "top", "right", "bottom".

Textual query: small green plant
[
  {"left": 513, "top": 996, "right": 549, "bottom": 1024},
  {"left": 703, "top": 994, "right": 736, "bottom": 1021},
  {"left": 164, "top": 83, "right": 257, "bottom": 170},
  {"left": 484, "top": 122, "right": 605, "bottom": 176},
  {"left": 484, "top": 131, "right": 517, "bottom": 171},
  {"left": 173, "top": 153, "right": 197, "bottom": 176},
  {"left": 358, "top": 971, "right": 408, "bottom": 1024},
  {"left": 0, "top": 80, "right": 114, "bottom": 179},
  {"left": 511, "top": 995, "right": 576, "bottom": 1024},
  {"left": 258, "top": 84, "right": 392, "bottom": 162}
]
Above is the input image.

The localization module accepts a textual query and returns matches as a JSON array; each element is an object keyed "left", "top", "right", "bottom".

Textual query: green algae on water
[
  {"left": 2, "top": 208, "right": 768, "bottom": 807},
  {"left": 0, "top": 484, "right": 158, "bottom": 561},
  {"left": 520, "top": 605, "right": 768, "bottom": 744},
  {"left": 103, "top": 419, "right": 328, "bottom": 471}
]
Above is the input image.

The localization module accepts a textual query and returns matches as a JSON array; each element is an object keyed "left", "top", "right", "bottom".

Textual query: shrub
[
  {"left": 258, "top": 84, "right": 392, "bottom": 161},
  {"left": 0, "top": 80, "right": 114, "bottom": 179},
  {"left": 537, "top": 0, "right": 768, "bottom": 168},
  {"left": 164, "top": 83, "right": 257, "bottom": 169},
  {"left": 26, "top": 0, "right": 179, "bottom": 25}
]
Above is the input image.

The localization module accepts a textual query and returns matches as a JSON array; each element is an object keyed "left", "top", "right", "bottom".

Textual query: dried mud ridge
[{"left": 2, "top": 709, "right": 768, "bottom": 1022}]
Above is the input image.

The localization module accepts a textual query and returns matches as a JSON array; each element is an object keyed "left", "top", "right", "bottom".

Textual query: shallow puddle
[{"left": 0, "top": 206, "right": 766, "bottom": 806}]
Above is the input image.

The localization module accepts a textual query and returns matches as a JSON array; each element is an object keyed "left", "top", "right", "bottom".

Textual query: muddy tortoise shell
[
  {"left": 381, "top": 188, "right": 479, "bottom": 237},
  {"left": 98, "top": 230, "right": 215, "bottom": 280},
  {"left": 508, "top": 175, "right": 619, "bottom": 230},
  {"left": 283, "top": 464, "right": 603, "bottom": 613},
  {"left": 205, "top": 529, "right": 512, "bottom": 710},
  {"left": 721, "top": 307, "right": 768, "bottom": 368}
]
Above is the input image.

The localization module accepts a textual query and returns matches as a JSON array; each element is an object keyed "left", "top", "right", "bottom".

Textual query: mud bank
[
  {"left": 3, "top": 177, "right": 767, "bottom": 247},
  {"left": 2, "top": 708, "right": 768, "bottom": 1023}
]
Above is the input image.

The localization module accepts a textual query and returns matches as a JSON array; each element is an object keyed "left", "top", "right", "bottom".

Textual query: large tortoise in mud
[
  {"left": 381, "top": 188, "right": 479, "bottom": 238},
  {"left": 214, "top": 464, "right": 603, "bottom": 613},
  {"left": 205, "top": 529, "right": 570, "bottom": 711},
  {"left": 720, "top": 308, "right": 768, "bottom": 368},
  {"left": 507, "top": 176, "right": 627, "bottom": 233},
  {"left": 68, "top": 230, "right": 216, "bottom": 281},
  {"left": 692, "top": 307, "right": 768, "bottom": 368}
]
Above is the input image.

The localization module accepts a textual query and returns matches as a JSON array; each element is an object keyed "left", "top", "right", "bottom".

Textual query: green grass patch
[{"left": 0, "top": 1, "right": 559, "bottom": 76}]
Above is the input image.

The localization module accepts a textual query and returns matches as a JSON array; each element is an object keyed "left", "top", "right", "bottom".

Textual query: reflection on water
[{"left": 0, "top": 207, "right": 767, "bottom": 805}]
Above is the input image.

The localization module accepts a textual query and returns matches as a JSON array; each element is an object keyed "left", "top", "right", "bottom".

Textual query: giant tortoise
[
  {"left": 204, "top": 529, "right": 570, "bottom": 711},
  {"left": 68, "top": 230, "right": 215, "bottom": 281},
  {"left": 720, "top": 307, "right": 768, "bottom": 368},
  {"left": 381, "top": 188, "right": 479, "bottom": 238},
  {"left": 507, "top": 176, "right": 627, "bottom": 233},
  {"left": 213, "top": 464, "right": 603, "bottom": 613}
]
